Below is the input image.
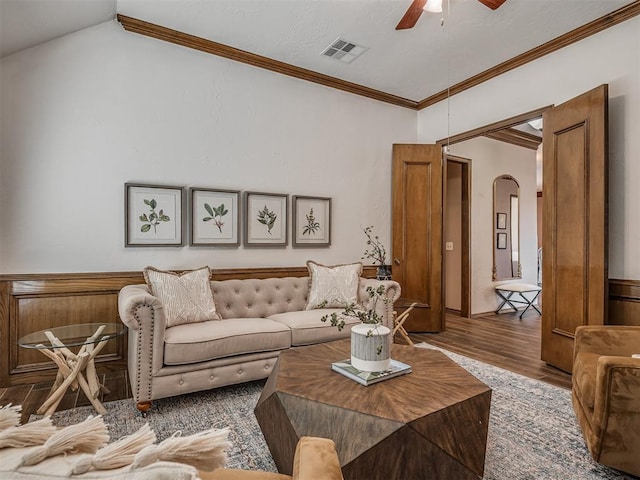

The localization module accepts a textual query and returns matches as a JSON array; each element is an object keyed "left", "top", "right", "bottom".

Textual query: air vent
[{"left": 321, "top": 38, "right": 368, "bottom": 64}]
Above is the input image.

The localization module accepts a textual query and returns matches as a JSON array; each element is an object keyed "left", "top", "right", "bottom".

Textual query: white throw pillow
[
  {"left": 143, "top": 266, "right": 220, "bottom": 327},
  {"left": 305, "top": 260, "right": 362, "bottom": 310}
]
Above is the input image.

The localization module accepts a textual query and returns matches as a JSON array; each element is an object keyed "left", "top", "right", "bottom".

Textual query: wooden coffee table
[{"left": 254, "top": 340, "right": 492, "bottom": 480}]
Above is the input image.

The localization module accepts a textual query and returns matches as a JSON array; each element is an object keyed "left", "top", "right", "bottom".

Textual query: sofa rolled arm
[
  {"left": 292, "top": 437, "right": 343, "bottom": 480},
  {"left": 118, "top": 284, "right": 168, "bottom": 405},
  {"left": 118, "top": 284, "right": 165, "bottom": 331},
  {"left": 358, "top": 278, "right": 401, "bottom": 330}
]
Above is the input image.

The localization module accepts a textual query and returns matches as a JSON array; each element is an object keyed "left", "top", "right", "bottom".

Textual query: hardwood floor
[
  {"left": 406, "top": 310, "right": 572, "bottom": 389},
  {"left": 0, "top": 310, "right": 571, "bottom": 424}
]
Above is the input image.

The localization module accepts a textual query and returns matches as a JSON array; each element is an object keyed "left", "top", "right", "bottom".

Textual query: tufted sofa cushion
[
  {"left": 269, "top": 309, "right": 360, "bottom": 346},
  {"left": 212, "top": 277, "right": 309, "bottom": 319},
  {"left": 164, "top": 318, "right": 291, "bottom": 366}
]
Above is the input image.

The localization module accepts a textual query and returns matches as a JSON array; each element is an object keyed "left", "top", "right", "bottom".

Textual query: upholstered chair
[
  {"left": 572, "top": 325, "right": 640, "bottom": 477},
  {"left": 199, "top": 436, "right": 343, "bottom": 480},
  {"left": 200, "top": 437, "right": 343, "bottom": 480}
]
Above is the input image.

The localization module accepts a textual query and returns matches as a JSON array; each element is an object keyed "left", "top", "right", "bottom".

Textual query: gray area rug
[{"left": 41, "top": 344, "right": 633, "bottom": 479}]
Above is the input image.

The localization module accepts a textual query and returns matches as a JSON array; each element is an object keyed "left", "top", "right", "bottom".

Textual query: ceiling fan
[{"left": 396, "top": 0, "right": 507, "bottom": 30}]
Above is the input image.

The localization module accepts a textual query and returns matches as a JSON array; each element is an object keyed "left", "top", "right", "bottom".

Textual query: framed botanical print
[
  {"left": 125, "top": 183, "right": 185, "bottom": 247},
  {"left": 190, "top": 188, "right": 240, "bottom": 246},
  {"left": 244, "top": 191, "right": 288, "bottom": 247},
  {"left": 292, "top": 195, "right": 331, "bottom": 247}
]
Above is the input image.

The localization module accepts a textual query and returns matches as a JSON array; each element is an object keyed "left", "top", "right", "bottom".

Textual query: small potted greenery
[
  {"left": 361, "top": 226, "right": 391, "bottom": 280},
  {"left": 321, "top": 285, "right": 392, "bottom": 372}
]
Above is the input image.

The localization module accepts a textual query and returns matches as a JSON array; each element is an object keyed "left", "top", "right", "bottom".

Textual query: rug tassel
[
  {"left": 132, "top": 427, "right": 231, "bottom": 472},
  {"left": 70, "top": 423, "right": 156, "bottom": 475},
  {"left": 20, "top": 415, "right": 109, "bottom": 467},
  {"left": 0, "top": 417, "right": 56, "bottom": 449},
  {"left": 0, "top": 404, "right": 22, "bottom": 431}
]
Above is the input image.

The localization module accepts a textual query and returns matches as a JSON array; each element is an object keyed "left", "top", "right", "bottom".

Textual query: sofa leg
[{"left": 136, "top": 401, "right": 152, "bottom": 417}]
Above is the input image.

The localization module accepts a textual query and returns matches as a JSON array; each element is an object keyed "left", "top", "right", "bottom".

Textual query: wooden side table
[{"left": 18, "top": 323, "right": 126, "bottom": 416}]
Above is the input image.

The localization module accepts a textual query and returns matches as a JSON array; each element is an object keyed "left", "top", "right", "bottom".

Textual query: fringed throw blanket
[{"left": 0, "top": 404, "right": 230, "bottom": 479}]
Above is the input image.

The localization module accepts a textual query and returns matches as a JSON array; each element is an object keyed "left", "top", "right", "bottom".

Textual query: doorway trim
[
  {"left": 445, "top": 154, "right": 471, "bottom": 318},
  {"left": 435, "top": 106, "right": 553, "bottom": 147},
  {"left": 435, "top": 105, "right": 552, "bottom": 317}
]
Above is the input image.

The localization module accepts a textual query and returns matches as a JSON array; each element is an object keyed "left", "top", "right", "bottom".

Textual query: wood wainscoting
[
  {"left": 0, "top": 266, "right": 378, "bottom": 387},
  {"left": 1, "top": 269, "right": 635, "bottom": 387},
  {"left": 608, "top": 279, "right": 640, "bottom": 326}
]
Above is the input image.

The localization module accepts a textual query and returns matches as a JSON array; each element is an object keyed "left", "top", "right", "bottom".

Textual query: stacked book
[{"left": 331, "top": 359, "right": 412, "bottom": 386}]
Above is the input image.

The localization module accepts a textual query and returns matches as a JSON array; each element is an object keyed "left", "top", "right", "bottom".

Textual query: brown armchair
[
  {"left": 199, "top": 436, "right": 343, "bottom": 480},
  {"left": 572, "top": 325, "right": 640, "bottom": 477}
]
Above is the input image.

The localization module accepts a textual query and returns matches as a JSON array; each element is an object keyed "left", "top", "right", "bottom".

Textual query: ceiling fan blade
[
  {"left": 477, "top": 0, "right": 507, "bottom": 10},
  {"left": 396, "top": 0, "right": 427, "bottom": 30}
]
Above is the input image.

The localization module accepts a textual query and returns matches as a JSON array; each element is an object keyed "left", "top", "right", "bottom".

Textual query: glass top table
[
  {"left": 18, "top": 322, "right": 126, "bottom": 349},
  {"left": 18, "top": 322, "right": 127, "bottom": 416}
]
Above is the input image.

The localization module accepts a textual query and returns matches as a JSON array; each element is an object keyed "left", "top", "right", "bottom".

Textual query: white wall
[
  {"left": 418, "top": 16, "right": 640, "bottom": 281},
  {"left": 448, "top": 138, "right": 538, "bottom": 315},
  {"left": 0, "top": 20, "right": 416, "bottom": 274}
]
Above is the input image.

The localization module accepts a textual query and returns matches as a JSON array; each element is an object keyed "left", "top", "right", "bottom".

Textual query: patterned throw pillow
[
  {"left": 305, "top": 260, "right": 362, "bottom": 310},
  {"left": 143, "top": 266, "right": 220, "bottom": 327}
]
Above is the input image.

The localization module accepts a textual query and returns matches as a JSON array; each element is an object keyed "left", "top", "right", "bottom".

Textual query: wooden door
[
  {"left": 541, "top": 85, "right": 608, "bottom": 373},
  {"left": 392, "top": 144, "right": 444, "bottom": 332}
]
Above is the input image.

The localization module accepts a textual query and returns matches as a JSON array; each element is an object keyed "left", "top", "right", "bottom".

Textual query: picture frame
[
  {"left": 292, "top": 195, "right": 331, "bottom": 247},
  {"left": 190, "top": 188, "right": 240, "bottom": 246},
  {"left": 244, "top": 191, "right": 288, "bottom": 247},
  {"left": 125, "top": 183, "right": 185, "bottom": 247},
  {"left": 497, "top": 212, "right": 507, "bottom": 230},
  {"left": 497, "top": 232, "right": 507, "bottom": 250}
]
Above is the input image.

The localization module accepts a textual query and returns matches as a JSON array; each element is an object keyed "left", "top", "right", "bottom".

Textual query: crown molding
[
  {"left": 116, "top": 14, "right": 418, "bottom": 110},
  {"left": 417, "top": 0, "right": 640, "bottom": 110},
  {"left": 118, "top": 1, "right": 640, "bottom": 112}
]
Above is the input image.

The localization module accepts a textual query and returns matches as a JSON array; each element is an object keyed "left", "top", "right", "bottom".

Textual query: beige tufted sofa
[{"left": 118, "top": 276, "right": 400, "bottom": 412}]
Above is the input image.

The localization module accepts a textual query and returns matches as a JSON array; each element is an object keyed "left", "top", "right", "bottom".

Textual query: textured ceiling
[{"left": 1, "top": 0, "right": 636, "bottom": 101}]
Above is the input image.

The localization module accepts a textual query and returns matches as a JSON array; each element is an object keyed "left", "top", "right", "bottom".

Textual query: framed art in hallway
[
  {"left": 497, "top": 212, "right": 507, "bottom": 229},
  {"left": 497, "top": 232, "right": 507, "bottom": 250},
  {"left": 292, "top": 195, "right": 331, "bottom": 247},
  {"left": 190, "top": 188, "right": 240, "bottom": 246},
  {"left": 244, "top": 191, "right": 288, "bottom": 246},
  {"left": 125, "top": 183, "right": 185, "bottom": 247}
]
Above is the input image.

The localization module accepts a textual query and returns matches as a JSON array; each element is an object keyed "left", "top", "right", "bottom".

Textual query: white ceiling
[{"left": 1, "top": 0, "right": 636, "bottom": 101}]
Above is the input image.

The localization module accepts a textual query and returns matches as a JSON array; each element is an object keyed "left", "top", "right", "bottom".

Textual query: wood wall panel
[
  {"left": 1, "top": 269, "right": 635, "bottom": 387},
  {"left": 608, "top": 279, "right": 640, "bottom": 326},
  {"left": 0, "top": 266, "right": 378, "bottom": 386}
]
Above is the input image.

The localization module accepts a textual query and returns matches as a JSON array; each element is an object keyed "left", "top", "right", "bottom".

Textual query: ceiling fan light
[{"left": 423, "top": 0, "right": 443, "bottom": 13}]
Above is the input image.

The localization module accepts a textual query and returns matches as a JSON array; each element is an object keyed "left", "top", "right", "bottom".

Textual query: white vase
[{"left": 350, "top": 323, "right": 392, "bottom": 372}]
